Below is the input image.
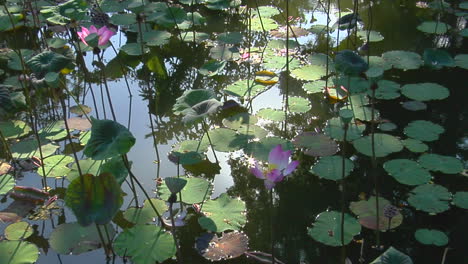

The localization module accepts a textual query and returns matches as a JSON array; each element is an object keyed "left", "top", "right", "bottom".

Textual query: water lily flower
[
  {"left": 250, "top": 144, "right": 299, "bottom": 189},
  {"left": 77, "top": 25, "right": 115, "bottom": 46}
]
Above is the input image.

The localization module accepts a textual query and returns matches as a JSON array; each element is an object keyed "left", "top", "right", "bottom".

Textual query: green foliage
[
  {"left": 353, "top": 134, "right": 403, "bottom": 157},
  {"left": 158, "top": 176, "right": 212, "bottom": 204},
  {"left": 371, "top": 247, "right": 413, "bottom": 264},
  {"left": 198, "top": 193, "right": 246, "bottom": 232},
  {"left": 414, "top": 229, "right": 448, "bottom": 246},
  {"left": 307, "top": 211, "right": 361, "bottom": 246},
  {"left": 0, "top": 241, "right": 39, "bottom": 264},
  {"left": 408, "top": 184, "right": 452, "bottom": 214},
  {"left": 383, "top": 159, "right": 432, "bottom": 185},
  {"left": 350, "top": 197, "right": 403, "bottom": 231},
  {"left": 310, "top": 156, "right": 354, "bottom": 181}
]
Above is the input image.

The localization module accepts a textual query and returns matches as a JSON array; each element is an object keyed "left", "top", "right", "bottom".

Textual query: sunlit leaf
[
  {"left": 350, "top": 196, "right": 403, "bottom": 231},
  {"left": 196, "top": 232, "right": 249, "bottom": 261},
  {"left": 198, "top": 193, "right": 246, "bottom": 232},
  {"left": 307, "top": 211, "right": 361, "bottom": 246}
]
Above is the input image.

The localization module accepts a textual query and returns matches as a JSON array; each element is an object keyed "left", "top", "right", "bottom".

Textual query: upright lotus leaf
[
  {"left": 0, "top": 120, "right": 31, "bottom": 139},
  {"left": 4, "top": 221, "right": 34, "bottom": 240},
  {"left": 11, "top": 139, "right": 59, "bottom": 159},
  {"left": 65, "top": 173, "right": 123, "bottom": 226},
  {"left": 415, "top": 229, "right": 448, "bottom": 246},
  {"left": 0, "top": 241, "right": 39, "bottom": 264},
  {"left": 114, "top": 225, "right": 176, "bottom": 264},
  {"left": 293, "top": 132, "right": 338, "bottom": 157},
  {"left": 109, "top": 13, "right": 137, "bottom": 25},
  {"left": 383, "top": 159, "right": 432, "bottom": 186},
  {"left": 120, "top": 43, "right": 149, "bottom": 56},
  {"left": 332, "top": 13, "right": 362, "bottom": 30},
  {"left": 198, "top": 193, "right": 247, "bottom": 232},
  {"left": 334, "top": 50, "right": 369, "bottom": 76},
  {"left": 49, "top": 222, "right": 115, "bottom": 255},
  {"left": 310, "top": 156, "right": 354, "bottom": 181},
  {"left": 38, "top": 154, "right": 74, "bottom": 178},
  {"left": 350, "top": 196, "right": 403, "bottom": 230},
  {"left": 408, "top": 184, "right": 451, "bottom": 214},
  {"left": 382, "top": 51, "right": 423, "bottom": 70},
  {"left": 417, "top": 21, "right": 451, "bottom": 34},
  {"left": 164, "top": 177, "right": 187, "bottom": 194},
  {"left": 244, "top": 137, "right": 293, "bottom": 162},
  {"left": 83, "top": 118, "right": 136, "bottom": 160},
  {"left": 307, "top": 211, "right": 361, "bottom": 246},
  {"left": 418, "top": 153, "right": 463, "bottom": 174},
  {"left": 26, "top": 51, "right": 72, "bottom": 75},
  {"left": 173, "top": 89, "right": 216, "bottom": 114},
  {"left": 182, "top": 98, "right": 222, "bottom": 123},
  {"left": 123, "top": 198, "right": 167, "bottom": 224},
  {"left": 196, "top": 232, "right": 249, "bottom": 261},
  {"left": 423, "top": 49, "right": 454, "bottom": 69},
  {"left": 404, "top": 120, "right": 444, "bottom": 142},
  {"left": 158, "top": 176, "right": 212, "bottom": 204},
  {"left": 453, "top": 192, "right": 468, "bottom": 209},
  {"left": 353, "top": 134, "right": 403, "bottom": 157},
  {"left": 370, "top": 247, "right": 413, "bottom": 264},
  {"left": 401, "top": 83, "right": 449, "bottom": 101},
  {"left": 324, "top": 117, "right": 366, "bottom": 141}
]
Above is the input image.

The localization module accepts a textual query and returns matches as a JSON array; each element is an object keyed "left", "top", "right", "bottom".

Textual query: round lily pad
[
  {"left": 200, "top": 128, "right": 249, "bottom": 152},
  {"left": 370, "top": 80, "right": 401, "bottom": 100},
  {"left": 452, "top": 192, "right": 468, "bottom": 209},
  {"left": 142, "top": 30, "right": 171, "bottom": 46},
  {"left": 418, "top": 153, "right": 463, "bottom": 174},
  {"left": 38, "top": 154, "right": 74, "bottom": 178},
  {"left": 293, "top": 132, "right": 338, "bottom": 157},
  {"left": 383, "top": 159, "right": 432, "bottom": 185},
  {"left": 310, "top": 155, "right": 354, "bottom": 181},
  {"left": 404, "top": 120, "right": 444, "bottom": 142},
  {"left": 11, "top": 139, "right": 59, "bottom": 159},
  {"left": 4, "top": 221, "right": 34, "bottom": 240},
  {"left": 0, "top": 241, "right": 39, "bottom": 264},
  {"left": 120, "top": 43, "right": 149, "bottom": 56},
  {"left": 223, "top": 79, "right": 269, "bottom": 99},
  {"left": 324, "top": 117, "right": 366, "bottom": 141},
  {"left": 357, "top": 30, "right": 384, "bottom": 42},
  {"left": 217, "top": 32, "right": 243, "bottom": 44},
  {"left": 401, "top": 83, "right": 449, "bottom": 101},
  {"left": 256, "top": 5, "right": 280, "bottom": 17},
  {"left": 38, "top": 120, "right": 68, "bottom": 141},
  {"left": 350, "top": 196, "right": 403, "bottom": 231},
  {"left": 353, "top": 133, "right": 403, "bottom": 157},
  {"left": 123, "top": 198, "right": 168, "bottom": 224},
  {"left": 417, "top": 21, "right": 451, "bottom": 34},
  {"left": 198, "top": 193, "right": 247, "bottom": 232},
  {"left": 415, "top": 229, "right": 448, "bottom": 246},
  {"left": 307, "top": 211, "right": 361, "bottom": 246},
  {"left": 222, "top": 113, "right": 266, "bottom": 138},
  {"left": 0, "top": 120, "right": 31, "bottom": 139},
  {"left": 423, "top": 49, "right": 454, "bottom": 69},
  {"left": 199, "top": 60, "right": 227, "bottom": 76},
  {"left": 288, "top": 96, "right": 312, "bottom": 113},
  {"left": 158, "top": 176, "right": 212, "bottom": 204},
  {"left": 209, "top": 45, "right": 240, "bottom": 61},
  {"left": 256, "top": 108, "right": 286, "bottom": 122},
  {"left": 402, "top": 138, "right": 429, "bottom": 153},
  {"left": 382, "top": 50, "right": 423, "bottom": 70},
  {"left": 114, "top": 225, "right": 176, "bottom": 264},
  {"left": 408, "top": 184, "right": 452, "bottom": 214},
  {"left": 291, "top": 64, "right": 327, "bottom": 81},
  {"left": 196, "top": 232, "right": 249, "bottom": 261},
  {"left": 402, "top": 101, "right": 427, "bottom": 111},
  {"left": 378, "top": 122, "right": 397, "bottom": 131},
  {"left": 454, "top": 54, "right": 468, "bottom": 69},
  {"left": 243, "top": 137, "right": 293, "bottom": 162},
  {"left": 303, "top": 80, "right": 326, "bottom": 94}
]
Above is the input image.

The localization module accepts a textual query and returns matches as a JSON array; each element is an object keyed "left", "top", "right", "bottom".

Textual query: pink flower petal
[
  {"left": 98, "top": 28, "right": 115, "bottom": 46},
  {"left": 267, "top": 169, "right": 283, "bottom": 183},
  {"left": 284, "top": 160, "right": 299, "bottom": 176},
  {"left": 264, "top": 180, "right": 276, "bottom": 190},
  {"left": 89, "top": 25, "right": 98, "bottom": 34},
  {"left": 77, "top": 31, "right": 88, "bottom": 45},
  {"left": 268, "top": 145, "right": 290, "bottom": 171},
  {"left": 250, "top": 163, "right": 264, "bottom": 179}
]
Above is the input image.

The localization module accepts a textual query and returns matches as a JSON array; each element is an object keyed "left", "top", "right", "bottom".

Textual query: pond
[{"left": 0, "top": 0, "right": 467, "bottom": 263}]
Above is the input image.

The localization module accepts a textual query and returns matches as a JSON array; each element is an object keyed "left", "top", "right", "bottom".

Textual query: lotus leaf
[
  {"left": 423, "top": 49, "right": 454, "bottom": 69},
  {"left": 307, "top": 211, "right": 361, "bottom": 246},
  {"left": 224, "top": 79, "right": 270, "bottom": 99},
  {"left": 40, "top": 0, "right": 88, "bottom": 25},
  {"left": 123, "top": 198, "right": 167, "bottom": 224},
  {"left": 256, "top": 5, "right": 280, "bottom": 17},
  {"left": 198, "top": 193, "right": 246, "bottom": 232},
  {"left": 401, "top": 83, "right": 449, "bottom": 101},
  {"left": 404, "top": 120, "right": 444, "bottom": 142},
  {"left": 383, "top": 159, "right": 432, "bottom": 185},
  {"left": 198, "top": 60, "right": 227, "bottom": 76},
  {"left": 408, "top": 184, "right": 451, "bottom": 214},
  {"left": 357, "top": 30, "right": 384, "bottom": 42},
  {"left": 454, "top": 54, "right": 468, "bottom": 69},
  {"left": 353, "top": 133, "right": 403, "bottom": 157},
  {"left": 182, "top": 99, "right": 222, "bottom": 123},
  {"left": 308, "top": 53, "right": 333, "bottom": 66},
  {"left": 452, "top": 192, "right": 468, "bottom": 209},
  {"left": 288, "top": 96, "right": 312, "bottom": 113},
  {"left": 142, "top": 30, "right": 171, "bottom": 46},
  {"left": 256, "top": 108, "right": 286, "bottom": 122},
  {"left": 324, "top": 117, "right": 366, "bottom": 141},
  {"left": 201, "top": 128, "right": 250, "bottom": 152},
  {"left": 291, "top": 65, "right": 327, "bottom": 81},
  {"left": 38, "top": 120, "right": 68, "bottom": 141},
  {"left": 165, "top": 177, "right": 187, "bottom": 194},
  {"left": 401, "top": 138, "right": 429, "bottom": 153},
  {"left": 382, "top": 51, "right": 423, "bottom": 70},
  {"left": 310, "top": 156, "right": 354, "bottom": 181},
  {"left": 0, "top": 120, "right": 31, "bottom": 139},
  {"left": 370, "top": 247, "right": 413, "bottom": 264},
  {"left": 26, "top": 51, "right": 71, "bottom": 74},
  {"left": 173, "top": 89, "right": 216, "bottom": 114},
  {"left": 158, "top": 176, "right": 212, "bottom": 204},
  {"left": 402, "top": 101, "right": 427, "bottom": 111},
  {"left": 196, "top": 232, "right": 249, "bottom": 261},
  {"left": 38, "top": 154, "right": 74, "bottom": 178},
  {"left": 250, "top": 17, "right": 278, "bottom": 31},
  {"left": 4, "top": 221, "right": 34, "bottom": 240},
  {"left": 334, "top": 50, "right": 369, "bottom": 76},
  {"left": 414, "top": 229, "right": 448, "bottom": 246},
  {"left": 378, "top": 122, "right": 397, "bottom": 131},
  {"left": 303, "top": 80, "right": 326, "bottom": 94},
  {"left": 417, "top": 21, "right": 451, "bottom": 34},
  {"left": 293, "top": 132, "right": 338, "bottom": 157},
  {"left": 209, "top": 45, "right": 240, "bottom": 61},
  {"left": 0, "top": 241, "right": 39, "bottom": 264},
  {"left": 368, "top": 80, "right": 400, "bottom": 100},
  {"left": 418, "top": 153, "right": 463, "bottom": 174},
  {"left": 70, "top": 104, "right": 91, "bottom": 115},
  {"left": 11, "top": 139, "right": 59, "bottom": 159},
  {"left": 217, "top": 32, "right": 243, "bottom": 44},
  {"left": 350, "top": 196, "right": 403, "bottom": 230},
  {"left": 110, "top": 13, "right": 137, "bottom": 25},
  {"left": 243, "top": 137, "right": 293, "bottom": 162},
  {"left": 120, "top": 43, "right": 149, "bottom": 56}
]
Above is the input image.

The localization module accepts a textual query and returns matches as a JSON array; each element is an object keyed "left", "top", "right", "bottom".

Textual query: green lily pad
[
  {"left": 401, "top": 83, "right": 449, "bottom": 101},
  {"left": 417, "top": 21, "right": 451, "bottom": 34},
  {"left": 383, "top": 159, "right": 432, "bottom": 185},
  {"left": 120, "top": 43, "right": 149, "bottom": 56},
  {"left": 182, "top": 99, "right": 222, "bottom": 123},
  {"left": 201, "top": 128, "right": 250, "bottom": 152},
  {"left": 250, "top": 17, "right": 278, "bottom": 31},
  {"left": 303, "top": 80, "right": 326, "bottom": 94},
  {"left": 291, "top": 65, "right": 327, "bottom": 81},
  {"left": 70, "top": 104, "right": 92, "bottom": 115},
  {"left": 324, "top": 117, "right": 366, "bottom": 141},
  {"left": 350, "top": 196, "right": 403, "bottom": 231},
  {"left": 198, "top": 193, "right": 246, "bottom": 232},
  {"left": 293, "top": 132, "right": 338, "bottom": 157},
  {"left": 256, "top": 108, "right": 286, "bottom": 122},
  {"left": 83, "top": 118, "right": 136, "bottom": 160},
  {"left": 38, "top": 120, "right": 68, "bottom": 141},
  {"left": 114, "top": 225, "right": 176, "bottom": 264},
  {"left": 401, "top": 138, "right": 429, "bottom": 153},
  {"left": 415, "top": 229, "right": 448, "bottom": 246},
  {"left": 0, "top": 241, "right": 39, "bottom": 264},
  {"left": 4, "top": 221, "right": 33, "bottom": 240},
  {"left": 158, "top": 176, "right": 212, "bottom": 204},
  {"left": 180, "top": 31, "right": 210, "bottom": 43},
  {"left": 26, "top": 50, "right": 71, "bottom": 74},
  {"left": 256, "top": 5, "right": 280, "bottom": 17},
  {"left": 224, "top": 79, "right": 269, "bottom": 99},
  {"left": 173, "top": 89, "right": 216, "bottom": 114},
  {"left": 353, "top": 133, "right": 403, "bottom": 157},
  {"left": 366, "top": 56, "right": 392, "bottom": 71},
  {"left": 123, "top": 198, "right": 168, "bottom": 224},
  {"left": 0, "top": 120, "right": 31, "bottom": 139},
  {"left": 310, "top": 156, "right": 354, "bottom": 181},
  {"left": 47, "top": 38, "right": 68, "bottom": 48},
  {"left": 222, "top": 113, "right": 266, "bottom": 139},
  {"left": 423, "top": 49, "right": 454, "bottom": 69},
  {"left": 38, "top": 154, "right": 74, "bottom": 178},
  {"left": 369, "top": 80, "right": 400, "bottom": 100},
  {"left": 357, "top": 30, "right": 384, "bottom": 42},
  {"left": 11, "top": 139, "right": 59, "bottom": 159},
  {"left": 382, "top": 50, "right": 423, "bottom": 70},
  {"left": 209, "top": 45, "right": 240, "bottom": 61},
  {"left": 404, "top": 120, "right": 444, "bottom": 142},
  {"left": 199, "top": 60, "right": 227, "bottom": 76},
  {"left": 288, "top": 96, "right": 312, "bottom": 113},
  {"left": 263, "top": 56, "right": 301, "bottom": 71},
  {"left": 418, "top": 153, "right": 463, "bottom": 174},
  {"left": 378, "top": 122, "right": 397, "bottom": 131},
  {"left": 110, "top": 13, "right": 137, "bottom": 25},
  {"left": 452, "top": 192, "right": 468, "bottom": 209},
  {"left": 308, "top": 53, "right": 333, "bottom": 66},
  {"left": 408, "top": 184, "right": 451, "bottom": 214},
  {"left": 65, "top": 173, "right": 123, "bottom": 226},
  {"left": 172, "top": 139, "right": 208, "bottom": 154},
  {"left": 370, "top": 247, "right": 413, "bottom": 264},
  {"left": 40, "top": 0, "right": 87, "bottom": 25},
  {"left": 334, "top": 50, "right": 368, "bottom": 76},
  {"left": 402, "top": 101, "right": 427, "bottom": 111},
  {"left": 307, "top": 211, "right": 361, "bottom": 246},
  {"left": 243, "top": 137, "right": 293, "bottom": 162},
  {"left": 454, "top": 54, "right": 468, "bottom": 69},
  {"left": 351, "top": 106, "right": 379, "bottom": 122},
  {"left": 49, "top": 222, "right": 115, "bottom": 255},
  {"left": 217, "top": 32, "right": 243, "bottom": 44},
  {"left": 142, "top": 30, "right": 171, "bottom": 46}
]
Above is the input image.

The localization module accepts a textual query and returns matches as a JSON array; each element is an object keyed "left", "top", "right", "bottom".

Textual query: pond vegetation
[{"left": 0, "top": 0, "right": 467, "bottom": 263}]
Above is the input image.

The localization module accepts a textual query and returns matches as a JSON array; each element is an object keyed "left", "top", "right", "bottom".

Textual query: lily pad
[
  {"left": 408, "top": 184, "right": 451, "bottom": 214},
  {"left": 303, "top": 80, "right": 326, "bottom": 94},
  {"left": 38, "top": 120, "right": 68, "bottom": 141},
  {"left": 198, "top": 193, "right": 246, "bottom": 232},
  {"left": 350, "top": 196, "right": 403, "bottom": 231},
  {"left": 114, "top": 225, "right": 176, "bottom": 264},
  {"left": 123, "top": 198, "right": 167, "bottom": 224},
  {"left": 224, "top": 79, "right": 270, "bottom": 99},
  {"left": 402, "top": 101, "right": 427, "bottom": 111},
  {"left": 196, "top": 232, "right": 249, "bottom": 261},
  {"left": 401, "top": 138, "right": 429, "bottom": 153},
  {"left": 417, "top": 21, "right": 451, "bottom": 34},
  {"left": 334, "top": 50, "right": 369, "bottom": 76},
  {"left": 452, "top": 191, "right": 468, "bottom": 209},
  {"left": 38, "top": 154, "right": 74, "bottom": 178},
  {"left": 401, "top": 83, "right": 449, "bottom": 101},
  {"left": 256, "top": 108, "right": 286, "bottom": 122},
  {"left": 324, "top": 117, "right": 366, "bottom": 141},
  {"left": 423, "top": 49, "right": 454, "bottom": 69},
  {"left": 291, "top": 65, "right": 327, "bottom": 81},
  {"left": 357, "top": 30, "right": 384, "bottom": 42},
  {"left": 353, "top": 133, "right": 403, "bottom": 157},
  {"left": 454, "top": 54, "right": 468, "bottom": 69},
  {"left": 201, "top": 128, "right": 250, "bottom": 152},
  {"left": 288, "top": 96, "right": 312, "bottom": 113},
  {"left": 173, "top": 89, "right": 216, "bottom": 114},
  {"left": 404, "top": 120, "right": 444, "bottom": 142},
  {"left": 310, "top": 156, "right": 354, "bottom": 181},
  {"left": 83, "top": 118, "right": 136, "bottom": 160},
  {"left": 217, "top": 32, "right": 243, "bottom": 44},
  {"left": 243, "top": 137, "right": 293, "bottom": 162},
  {"left": 418, "top": 153, "right": 463, "bottom": 174},
  {"left": 199, "top": 60, "right": 227, "bottom": 76},
  {"left": 120, "top": 43, "right": 149, "bottom": 56},
  {"left": 370, "top": 247, "right": 413, "bottom": 264},
  {"left": 370, "top": 80, "right": 401, "bottom": 100},
  {"left": 307, "top": 211, "right": 361, "bottom": 246},
  {"left": 293, "top": 132, "right": 338, "bottom": 157},
  {"left": 158, "top": 176, "right": 212, "bottom": 204},
  {"left": 4, "top": 221, "right": 34, "bottom": 240},
  {"left": 0, "top": 120, "right": 31, "bottom": 139},
  {"left": 222, "top": 113, "right": 267, "bottom": 138},
  {"left": 250, "top": 17, "right": 278, "bottom": 31},
  {"left": 11, "top": 139, "right": 59, "bottom": 159},
  {"left": 383, "top": 159, "right": 432, "bottom": 185},
  {"left": 142, "top": 30, "right": 171, "bottom": 46},
  {"left": 256, "top": 5, "right": 280, "bottom": 17},
  {"left": 382, "top": 51, "right": 423, "bottom": 70},
  {"left": 0, "top": 241, "right": 39, "bottom": 264},
  {"left": 415, "top": 229, "right": 448, "bottom": 246},
  {"left": 378, "top": 122, "right": 397, "bottom": 131},
  {"left": 209, "top": 45, "right": 240, "bottom": 61}
]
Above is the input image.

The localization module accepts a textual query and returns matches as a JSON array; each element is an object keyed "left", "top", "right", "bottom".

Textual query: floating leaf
[
  {"left": 0, "top": 241, "right": 39, "bottom": 264},
  {"left": 209, "top": 45, "right": 240, "bottom": 61},
  {"left": 198, "top": 193, "right": 246, "bottom": 232},
  {"left": 307, "top": 211, "right": 361, "bottom": 246},
  {"left": 357, "top": 30, "right": 384, "bottom": 42},
  {"left": 452, "top": 192, "right": 468, "bottom": 209},
  {"left": 66, "top": 117, "right": 92, "bottom": 131},
  {"left": 110, "top": 13, "right": 137, "bottom": 25},
  {"left": 415, "top": 229, "right": 448, "bottom": 246},
  {"left": 423, "top": 49, "right": 454, "bottom": 69},
  {"left": 173, "top": 89, "right": 216, "bottom": 114},
  {"left": 408, "top": 184, "right": 451, "bottom": 214},
  {"left": 11, "top": 140, "right": 59, "bottom": 159},
  {"left": 196, "top": 232, "right": 249, "bottom": 261},
  {"left": 401, "top": 138, "right": 429, "bottom": 153},
  {"left": 402, "top": 101, "right": 427, "bottom": 111},
  {"left": 288, "top": 96, "right": 312, "bottom": 113},
  {"left": 369, "top": 80, "right": 400, "bottom": 100},
  {"left": 256, "top": 5, "right": 280, "bottom": 17},
  {"left": 142, "top": 30, "right": 171, "bottom": 46},
  {"left": 69, "top": 104, "right": 91, "bottom": 115},
  {"left": 217, "top": 32, "right": 243, "bottom": 44},
  {"left": 378, "top": 122, "right": 397, "bottom": 131},
  {"left": 256, "top": 108, "right": 286, "bottom": 122},
  {"left": 120, "top": 43, "right": 149, "bottom": 56},
  {"left": 83, "top": 118, "right": 136, "bottom": 160},
  {"left": 401, "top": 83, "right": 449, "bottom": 101},
  {"left": 4, "top": 221, "right": 33, "bottom": 240},
  {"left": 370, "top": 247, "right": 413, "bottom": 264},
  {"left": 382, "top": 50, "right": 423, "bottom": 70},
  {"left": 383, "top": 159, "right": 432, "bottom": 185},
  {"left": 123, "top": 198, "right": 167, "bottom": 224},
  {"left": 65, "top": 173, "right": 123, "bottom": 226},
  {"left": 224, "top": 79, "right": 269, "bottom": 99},
  {"left": 201, "top": 128, "right": 250, "bottom": 152},
  {"left": 222, "top": 113, "right": 266, "bottom": 138},
  {"left": 293, "top": 132, "right": 338, "bottom": 157},
  {"left": 158, "top": 176, "right": 212, "bottom": 204},
  {"left": 324, "top": 117, "right": 366, "bottom": 141},
  {"left": 334, "top": 50, "right": 368, "bottom": 76},
  {"left": 38, "top": 155, "right": 74, "bottom": 178},
  {"left": 244, "top": 137, "right": 293, "bottom": 162},
  {"left": 417, "top": 21, "right": 451, "bottom": 34},
  {"left": 250, "top": 17, "right": 278, "bottom": 31},
  {"left": 270, "top": 26, "right": 310, "bottom": 38},
  {"left": 199, "top": 60, "right": 227, "bottom": 76},
  {"left": 404, "top": 120, "right": 444, "bottom": 142},
  {"left": 350, "top": 196, "right": 403, "bottom": 231},
  {"left": 114, "top": 225, "right": 176, "bottom": 264},
  {"left": 418, "top": 153, "right": 463, "bottom": 174},
  {"left": 310, "top": 156, "right": 354, "bottom": 181},
  {"left": 9, "top": 186, "right": 48, "bottom": 203},
  {"left": 291, "top": 65, "right": 327, "bottom": 81},
  {"left": 0, "top": 120, "right": 31, "bottom": 139},
  {"left": 303, "top": 80, "right": 326, "bottom": 94},
  {"left": 182, "top": 99, "right": 222, "bottom": 123},
  {"left": 454, "top": 54, "right": 468, "bottom": 69},
  {"left": 353, "top": 134, "right": 403, "bottom": 157}
]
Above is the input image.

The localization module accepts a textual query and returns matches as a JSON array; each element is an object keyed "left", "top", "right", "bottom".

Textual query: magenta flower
[
  {"left": 250, "top": 144, "right": 299, "bottom": 189},
  {"left": 77, "top": 25, "right": 115, "bottom": 46}
]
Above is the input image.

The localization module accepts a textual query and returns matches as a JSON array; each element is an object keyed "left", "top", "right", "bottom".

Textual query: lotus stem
[
  {"left": 341, "top": 122, "right": 348, "bottom": 264},
  {"left": 270, "top": 189, "right": 276, "bottom": 264},
  {"left": 169, "top": 201, "right": 182, "bottom": 264}
]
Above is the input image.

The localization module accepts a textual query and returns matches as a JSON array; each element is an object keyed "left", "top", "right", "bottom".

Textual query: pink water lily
[
  {"left": 250, "top": 144, "right": 299, "bottom": 189},
  {"left": 77, "top": 25, "right": 115, "bottom": 46}
]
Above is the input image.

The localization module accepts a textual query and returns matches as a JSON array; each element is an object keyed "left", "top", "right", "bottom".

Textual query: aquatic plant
[{"left": 77, "top": 25, "right": 115, "bottom": 46}]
